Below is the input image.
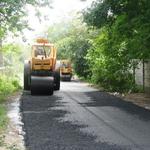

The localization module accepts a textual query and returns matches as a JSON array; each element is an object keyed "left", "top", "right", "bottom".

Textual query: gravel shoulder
[
  {"left": 121, "top": 93, "right": 150, "bottom": 110},
  {"left": 0, "top": 91, "right": 25, "bottom": 150},
  {"left": 87, "top": 82, "right": 150, "bottom": 111}
]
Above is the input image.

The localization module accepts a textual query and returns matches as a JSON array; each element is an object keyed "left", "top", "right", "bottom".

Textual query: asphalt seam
[{"left": 64, "top": 91, "right": 143, "bottom": 150}]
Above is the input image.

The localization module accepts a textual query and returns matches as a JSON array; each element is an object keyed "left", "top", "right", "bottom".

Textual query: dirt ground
[
  {"left": 122, "top": 93, "right": 150, "bottom": 110},
  {"left": 0, "top": 92, "right": 25, "bottom": 150},
  {"left": 108, "top": 91, "right": 150, "bottom": 110},
  {"left": 88, "top": 83, "right": 150, "bottom": 111}
]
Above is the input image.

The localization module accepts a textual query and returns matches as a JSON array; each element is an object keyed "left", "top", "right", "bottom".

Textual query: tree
[
  {"left": 0, "top": 0, "right": 52, "bottom": 67},
  {"left": 46, "top": 17, "right": 93, "bottom": 78},
  {"left": 0, "top": 0, "right": 52, "bottom": 39},
  {"left": 82, "top": 0, "right": 150, "bottom": 92}
]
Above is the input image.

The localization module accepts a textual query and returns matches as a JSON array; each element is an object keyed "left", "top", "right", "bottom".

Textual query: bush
[
  {"left": 0, "top": 75, "right": 20, "bottom": 131},
  {"left": 86, "top": 28, "right": 136, "bottom": 93},
  {"left": 0, "top": 75, "right": 21, "bottom": 103}
]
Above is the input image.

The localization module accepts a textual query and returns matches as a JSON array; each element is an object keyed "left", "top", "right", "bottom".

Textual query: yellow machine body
[
  {"left": 24, "top": 38, "right": 60, "bottom": 95},
  {"left": 31, "top": 42, "right": 56, "bottom": 71},
  {"left": 60, "top": 59, "right": 72, "bottom": 81}
]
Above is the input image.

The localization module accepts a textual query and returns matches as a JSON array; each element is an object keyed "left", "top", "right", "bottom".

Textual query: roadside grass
[
  {"left": 78, "top": 75, "right": 144, "bottom": 94},
  {"left": 0, "top": 75, "right": 21, "bottom": 132},
  {"left": 0, "top": 105, "right": 8, "bottom": 133}
]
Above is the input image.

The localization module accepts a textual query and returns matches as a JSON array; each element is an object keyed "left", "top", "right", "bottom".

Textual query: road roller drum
[{"left": 31, "top": 76, "right": 54, "bottom": 95}]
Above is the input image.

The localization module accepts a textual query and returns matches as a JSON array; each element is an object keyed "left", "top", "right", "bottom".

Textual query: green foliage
[
  {"left": 45, "top": 0, "right": 150, "bottom": 92},
  {"left": 0, "top": 43, "right": 22, "bottom": 133},
  {"left": 68, "top": 38, "right": 91, "bottom": 78},
  {"left": 0, "top": 74, "right": 20, "bottom": 132},
  {"left": 56, "top": 37, "right": 73, "bottom": 59},
  {"left": 85, "top": 26, "right": 137, "bottom": 92},
  {"left": 82, "top": 0, "right": 150, "bottom": 92},
  {"left": 83, "top": 0, "right": 150, "bottom": 59},
  {"left": 2, "top": 44, "right": 21, "bottom": 54},
  {"left": 47, "top": 22, "right": 73, "bottom": 43},
  {"left": 86, "top": 28, "right": 134, "bottom": 92},
  {"left": 2, "top": 44, "right": 22, "bottom": 67},
  {"left": 47, "top": 17, "right": 93, "bottom": 78},
  {"left": 83, "top": 0, "right": 110, "bottom": 28},
  {"left": 0, "top": 75, "right": 21, "bottom": 103},
  {"left": 0, "top": 0, "right": 52, "bottom": 38}
]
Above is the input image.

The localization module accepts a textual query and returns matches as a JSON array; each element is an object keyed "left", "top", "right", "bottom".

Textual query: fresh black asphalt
[{"left": 20, "top": 81, "right": 150, "bottom": 150}]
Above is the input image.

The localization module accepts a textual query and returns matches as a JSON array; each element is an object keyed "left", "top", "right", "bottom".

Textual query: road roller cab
[
  {"left": 60, "top": 59, "right": 72, "bottom": 81},
  {"left": 24, "top": 38, "right": 60, "bottom": 95}
]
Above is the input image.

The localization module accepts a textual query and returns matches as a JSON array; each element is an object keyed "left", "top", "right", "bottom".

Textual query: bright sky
[{"left": 22, "top": 0, "right": 94, "bottom": 42}]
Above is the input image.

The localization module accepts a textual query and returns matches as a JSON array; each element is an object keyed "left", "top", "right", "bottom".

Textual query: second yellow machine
[
  {"left": 24, "top": 38, "right": 60, "bottom": 95},
  {"left": 60, "top": 59, "right": 72, "bottom": 81}
]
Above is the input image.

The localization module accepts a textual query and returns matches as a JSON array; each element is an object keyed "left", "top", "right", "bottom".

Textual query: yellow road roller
[
  {"left": 24, "top": 38, "right": 60, "bottom": 95},
  {"left": 60, "top": 59, "right": 72, "bottom": 81}
]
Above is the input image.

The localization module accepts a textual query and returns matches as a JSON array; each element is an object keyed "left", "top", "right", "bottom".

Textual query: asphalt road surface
[{"left": 20, "top": 80, "right": 150, "bottom": 150}]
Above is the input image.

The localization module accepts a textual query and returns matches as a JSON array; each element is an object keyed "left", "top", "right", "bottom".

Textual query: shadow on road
[
  {"left": 20, "top": 91, "right": 125, "bottom": 150},
  {"left": 79, "top": 91, "right": 150, "bottom": 121}
]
